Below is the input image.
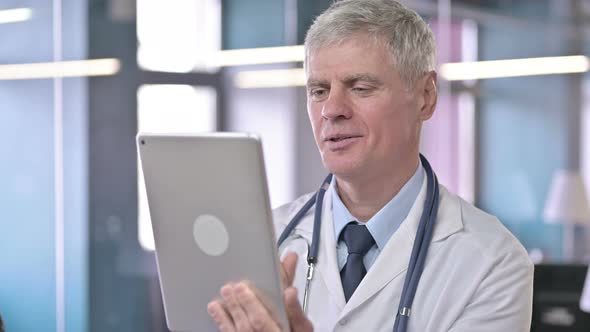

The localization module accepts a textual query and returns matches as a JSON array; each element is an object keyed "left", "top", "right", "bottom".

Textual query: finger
[
  {"left": 207, "top": 300, "right": 236, "bottom": 332},
  {"left": 280, "top": 252, "right": 298, "bottom": 287},
  {"left": 284, "top": 287, "right": 313, "bottom": 332},
  {"left": 221, "top": 284, "right": 254, "bottom": 332},
  {"left": 234, "top": 282, "right": 281, "bottom": 332}
]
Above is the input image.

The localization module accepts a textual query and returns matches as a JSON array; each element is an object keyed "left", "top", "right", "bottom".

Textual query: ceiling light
[
  {"left": 0, "top": 58, "right": 121, "bottom": 80},
  {"left": 215, "top": 45, "right": 304, "bottom": 67},
  {"left": 234, "top": 68, "right": 306, "bottom": 88},
  {"left": 440, "top": 55, "right": 589, "bottom": 81},
  {"left": 0, "top": 8, "right": 32, "bottom": 24}
]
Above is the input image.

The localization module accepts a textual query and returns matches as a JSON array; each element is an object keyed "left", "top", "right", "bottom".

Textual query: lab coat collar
[
  {"left": 281, "top": 193, "right": 316, "bottom": 237},
  {"left": 339, "top": 176, "right": 464, "bottom": 318}
]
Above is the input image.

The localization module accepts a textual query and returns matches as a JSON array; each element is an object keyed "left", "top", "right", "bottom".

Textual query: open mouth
[
  {"left": 327, "top": 135, "right": 360, "bottom": 142},
  {"left": 329, "top": 136, "right": 352, "bottom": 142}
]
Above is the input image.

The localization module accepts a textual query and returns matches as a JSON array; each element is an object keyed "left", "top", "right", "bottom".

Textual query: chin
[{"left": 322, "top": 156, "right": 364, "bottom": 179}]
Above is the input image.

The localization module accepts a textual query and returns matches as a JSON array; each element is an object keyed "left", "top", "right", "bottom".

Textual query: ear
[{"left": 417, "top": 71, "right": 437, "bottom": 121}]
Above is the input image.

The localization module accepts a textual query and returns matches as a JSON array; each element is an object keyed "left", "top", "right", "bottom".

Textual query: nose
[{"left": 321, "top": 88, "right": 352, "bottom": 120}]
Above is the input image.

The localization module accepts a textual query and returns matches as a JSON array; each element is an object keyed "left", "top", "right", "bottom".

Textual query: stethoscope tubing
[
  {"left": 277, "top": 195, "right": 317, "bottom": 247},
  {"left": 309, "top": 174, "right": 332, "bottom": 265},
  {"left": 393, "top": 155, "right": 439, "bottom": 331}
]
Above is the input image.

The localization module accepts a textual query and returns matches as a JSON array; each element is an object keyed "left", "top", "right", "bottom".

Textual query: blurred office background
[{"left": 1, "top": 0, "right": 590, "bottom": 331}]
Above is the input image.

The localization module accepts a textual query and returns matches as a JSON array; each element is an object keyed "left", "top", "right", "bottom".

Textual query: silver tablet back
[{"left": 138, "top": 133, "right": 288, "bottom": 332}]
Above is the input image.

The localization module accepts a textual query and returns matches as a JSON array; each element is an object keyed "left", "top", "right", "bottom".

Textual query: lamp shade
[{"left": 543, "top": 170, "right": 590, "bottom": 225}]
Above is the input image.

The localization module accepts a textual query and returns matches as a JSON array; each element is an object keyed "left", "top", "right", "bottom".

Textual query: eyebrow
[
  {"left": 307, "top": 73, "right": 383, "bottom": 88},
  {"left": 306, "top": 78, "right": 329, "bottom": 88},
  {"left": 342, "top": 73, "right": 383, "bottom": 86}
]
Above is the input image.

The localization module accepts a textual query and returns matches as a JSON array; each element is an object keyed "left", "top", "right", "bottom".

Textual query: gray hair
[{"left": 304, "top": 0, "right": 436, "bottom": 87}]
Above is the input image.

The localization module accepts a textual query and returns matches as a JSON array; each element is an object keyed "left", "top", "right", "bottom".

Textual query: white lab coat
[{"left": 273, "top": 177, "right": 533, "bottom": 332}]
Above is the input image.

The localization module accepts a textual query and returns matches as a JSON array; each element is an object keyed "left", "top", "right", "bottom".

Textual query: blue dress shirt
[{"left": 331, "top": 163, "right": 424, "bottom": 271}]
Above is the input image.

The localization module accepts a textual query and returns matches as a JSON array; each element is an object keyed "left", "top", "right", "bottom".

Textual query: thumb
[
  {"left": 284, "top": 286, "right": 313, "bottom": 332},
  {"left": 280, "top": 252, "right": 298, "bottom": 287}
]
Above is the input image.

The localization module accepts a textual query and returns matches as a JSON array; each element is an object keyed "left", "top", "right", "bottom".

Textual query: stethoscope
[{"left": 277, "top": 154, "right": 440, "bottom": 332}]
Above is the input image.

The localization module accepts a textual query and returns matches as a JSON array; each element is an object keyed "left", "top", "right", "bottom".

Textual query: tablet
[{"left": 137, "top": 132, "right": 289, "bottom": 332}]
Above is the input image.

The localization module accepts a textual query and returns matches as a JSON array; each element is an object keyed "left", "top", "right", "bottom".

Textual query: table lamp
[
  {"left": 543, "top": 169, "right": 590, "bottom": 261},
  {"left": 582, "top": 266, "right": 590, "bottom": 313}
]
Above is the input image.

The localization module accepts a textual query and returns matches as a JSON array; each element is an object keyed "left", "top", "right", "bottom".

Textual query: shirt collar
[{"left": 331, "top": 162, "right": 425, "bottom": 250}]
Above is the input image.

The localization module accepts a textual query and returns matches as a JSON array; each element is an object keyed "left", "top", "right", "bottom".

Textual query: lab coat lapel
[
  {"left": 406, "top": 185, "right": 463, "bottom": 244},
  {"left": 314, "top": 191, "right": 347, "bottom": 311},
  {"left": 339, "top": 180, "right": 464, "bottom": 317}
]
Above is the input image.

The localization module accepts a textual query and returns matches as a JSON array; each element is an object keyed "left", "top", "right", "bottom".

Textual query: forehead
[{"left": 305, "top": 36, "right": 396, "bottom": 79}]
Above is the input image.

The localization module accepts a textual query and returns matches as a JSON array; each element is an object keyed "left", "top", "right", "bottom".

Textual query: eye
[
  {"left": 351, "top": 86, "right": 373, "bottom": 94},
  {"left": 351, "top": 84, "right": 379, "bottom": 98},
  {"left": 309, "top": 88, "right": 329, "bottom": 100}
]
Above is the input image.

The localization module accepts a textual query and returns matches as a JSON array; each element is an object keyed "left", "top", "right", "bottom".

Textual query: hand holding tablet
[{"left": 207, "top": 252, "right": 313, "bottom": 332}]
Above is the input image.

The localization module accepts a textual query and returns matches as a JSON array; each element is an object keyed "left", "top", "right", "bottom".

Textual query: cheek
[
  {"left": 366, "top": 102, "right": 415, "bottom": 143},
  {"left": 307, "top": 105, "right": 323, "bottom": 138}
]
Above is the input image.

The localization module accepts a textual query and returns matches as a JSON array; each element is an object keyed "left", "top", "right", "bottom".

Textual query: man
[{"left": 208, "top": 0, "right": 533, "bottom": 331}]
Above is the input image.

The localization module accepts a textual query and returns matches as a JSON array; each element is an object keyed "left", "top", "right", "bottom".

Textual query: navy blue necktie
[{"left": 340, "top": 223, "right": 375, "bottom": 302}]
